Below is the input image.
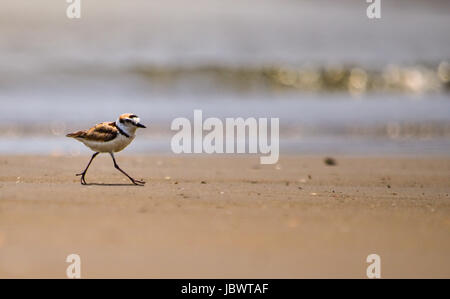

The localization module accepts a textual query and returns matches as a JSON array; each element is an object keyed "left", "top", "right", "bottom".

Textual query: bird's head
[{"left": 118, "top": 113, "right": 147, "bottom": 129}]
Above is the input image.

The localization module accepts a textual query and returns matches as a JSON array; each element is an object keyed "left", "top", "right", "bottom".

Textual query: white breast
[{"left": 80, "top": 134, "right": 135, "bottom": 153}]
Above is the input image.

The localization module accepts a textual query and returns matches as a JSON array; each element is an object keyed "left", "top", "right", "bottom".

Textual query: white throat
[{"left": 116, "top": 119, "right": 136, "bottom": 137}]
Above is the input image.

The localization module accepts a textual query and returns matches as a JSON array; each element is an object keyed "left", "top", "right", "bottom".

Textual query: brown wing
[{"left": 66, "top": 122, "right": 118, "bottom": 142}]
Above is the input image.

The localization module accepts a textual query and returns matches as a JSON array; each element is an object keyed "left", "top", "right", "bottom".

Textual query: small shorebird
[{"left": 66, "top": 113, "right": 146, "bottom": 185}]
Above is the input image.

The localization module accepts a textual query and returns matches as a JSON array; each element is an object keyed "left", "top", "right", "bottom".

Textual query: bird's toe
[{"left": 133, "top": 179, "right": 146, "bottom": 185}]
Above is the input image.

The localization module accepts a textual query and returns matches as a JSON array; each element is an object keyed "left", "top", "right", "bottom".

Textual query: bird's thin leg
[
  {"left": 76, "top": 152, "right": 99, "bottom": 185},
  {"left": 110, "top": 153, "right": 145, "bottom": 185}
]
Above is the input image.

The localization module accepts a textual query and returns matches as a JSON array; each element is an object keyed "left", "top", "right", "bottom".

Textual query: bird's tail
[{"left": 66, "top": 131, "right": 86, "bottom": 138}]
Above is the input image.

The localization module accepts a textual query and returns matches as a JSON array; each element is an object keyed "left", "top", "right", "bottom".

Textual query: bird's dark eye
[{"left": 129, "top": 114, "right": 137, "bottom": 118}]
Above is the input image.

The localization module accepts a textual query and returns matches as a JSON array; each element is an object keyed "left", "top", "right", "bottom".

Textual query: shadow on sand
[{"left": 82, "top": 183, "right": 144, "bottom": 187}]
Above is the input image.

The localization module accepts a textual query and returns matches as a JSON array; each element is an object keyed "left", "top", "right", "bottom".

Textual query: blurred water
[
  {"left": 0, "top": 0, "right": 449, "bottom": 155},
  {"left": 1, "top": 93, "right": 449, "bottom": 155}
]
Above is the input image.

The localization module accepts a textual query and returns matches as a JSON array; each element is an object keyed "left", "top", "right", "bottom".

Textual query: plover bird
[{"left": 66, "top": 113, "right": 146, "bottom": 185}]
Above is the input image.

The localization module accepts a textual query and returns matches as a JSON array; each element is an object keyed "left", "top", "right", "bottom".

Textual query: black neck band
[{"left": 116, "top": 123, "right": 130, "bottom": 138}]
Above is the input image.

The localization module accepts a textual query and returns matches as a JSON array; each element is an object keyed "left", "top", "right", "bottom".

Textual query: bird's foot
[
  {"left": 131, "top": 178, "right": 146, "bottom": 186},
  {"left": 76, "top": 172, "right": 87, "bottom": 185}
]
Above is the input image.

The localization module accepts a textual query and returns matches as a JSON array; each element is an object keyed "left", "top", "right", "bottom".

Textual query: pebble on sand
[{"left": 324, "top": 157, "right": 337, "bottom": 166}]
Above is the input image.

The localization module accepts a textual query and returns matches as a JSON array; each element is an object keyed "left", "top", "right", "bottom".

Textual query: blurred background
[{"left": 0, "top": 0, "right": 449, "bottom": 155}]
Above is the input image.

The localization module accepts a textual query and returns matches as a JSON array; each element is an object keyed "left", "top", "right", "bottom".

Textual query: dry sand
[{"left": 0, "top": 155, "right": 449, "bottom": 278}]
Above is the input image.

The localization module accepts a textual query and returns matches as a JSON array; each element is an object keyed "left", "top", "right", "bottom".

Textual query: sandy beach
[{"left": 0, "top": 154, "right": 449, "bottom": 278}]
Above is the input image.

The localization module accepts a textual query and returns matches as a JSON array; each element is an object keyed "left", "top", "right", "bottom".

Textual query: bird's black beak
[{"left": 136, "top": 123, "right": 146, "bottom": 128}]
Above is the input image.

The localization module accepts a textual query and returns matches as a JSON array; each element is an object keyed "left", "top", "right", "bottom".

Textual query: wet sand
[{"left": 0, "top": 155, "right": 449, "bottom": 278}]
